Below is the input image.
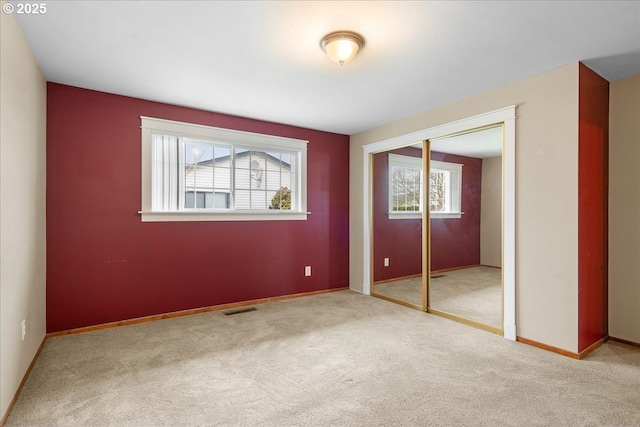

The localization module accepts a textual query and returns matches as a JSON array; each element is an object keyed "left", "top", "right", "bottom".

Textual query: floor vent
[
  {"left": 431, "top": 274, "right": 446, "bottom": 279},
  {"left": 223, "top": 307, "right": 257, "bottom": 316}
]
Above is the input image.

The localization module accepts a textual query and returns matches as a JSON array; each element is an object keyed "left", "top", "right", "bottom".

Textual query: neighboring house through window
[{"left": 140, "top": 117, "right": 308, "bottom": 222}]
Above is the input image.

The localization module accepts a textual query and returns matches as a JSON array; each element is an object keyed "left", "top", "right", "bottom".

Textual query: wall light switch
[
  {"left": 305, "top": 266, "right": 311, "bottom": 276},
  {"left": 384, "top": 258, "right": 390, "bottom": 267}
]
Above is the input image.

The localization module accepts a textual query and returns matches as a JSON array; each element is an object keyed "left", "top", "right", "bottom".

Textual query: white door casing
[{"left": 361, "top": 106, "right": 516, "bottom": 341}]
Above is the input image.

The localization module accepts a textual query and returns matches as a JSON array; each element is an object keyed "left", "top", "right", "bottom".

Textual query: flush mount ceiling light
[{"left": 320, "top": 31, "right": 365, "bottom": 65}]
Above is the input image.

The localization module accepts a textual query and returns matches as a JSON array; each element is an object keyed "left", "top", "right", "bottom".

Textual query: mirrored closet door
[
  {"left": 369, "top": 125, "right": 505, "bottom": 335},
  {"left": 426, "top": 125, "right": 504, "bottom": 334},
  {"left": 370, "top": 145, "right": 426, "bottom": 310}
]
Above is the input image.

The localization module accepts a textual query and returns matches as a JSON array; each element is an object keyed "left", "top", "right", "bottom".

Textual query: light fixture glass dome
[{"left": 320, "top": 31, "right": 365, "bottom": 65}]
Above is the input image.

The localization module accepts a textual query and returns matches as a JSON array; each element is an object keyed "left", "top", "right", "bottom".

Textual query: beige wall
[
  {"left": 350, "top": 63, "right": 580, "bottom": 352},
  {"left": 480, "top": 156, "right": 502, "bottom": 268},
  {"left": 609, "top": 74, "right": 640, "bottom": 343},
  {"left": 0, "top": 6, "right": 47, "bottom": 420}
]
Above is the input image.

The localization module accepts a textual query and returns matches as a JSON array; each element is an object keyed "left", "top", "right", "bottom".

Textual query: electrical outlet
[
  {"left": 305, "top": 266, "right": 311, "bottom": 277},
  {"left": 384, "top": 258, "right": 390, "bottom": 267},
  {"left": 21, "top": 319, "right": 26, "bottom": 342}
]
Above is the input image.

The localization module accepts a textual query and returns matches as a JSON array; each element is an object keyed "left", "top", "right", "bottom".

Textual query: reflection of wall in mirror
[
  {"left": 430, "top": 151, "right": 482, "bottom": 272},
  {"left": 481, "top": 156, "right": 502, "bottom": 267},
  {"left": 372, "top": 147, "right": 423, "bottom": 282}
]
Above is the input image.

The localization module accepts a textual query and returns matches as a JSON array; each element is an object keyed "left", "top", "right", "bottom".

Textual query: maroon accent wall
[
  {"left": 430, "top": 151, "right": 482, "bottom": 272},
  {"left": 372, "top": 147, "right": 423, "bottom": 282},
  {"left": 372, "top": 149, "right": 482, "bottom": 282},
  {"left": 46, "top": 83, "right": 349, "bottom": 333},
  {"left": 577, "top": 63, "right": 609, "bottom": 352}
]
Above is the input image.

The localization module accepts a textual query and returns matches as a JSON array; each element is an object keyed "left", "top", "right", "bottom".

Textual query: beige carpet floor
[
  {"left": 373, "top": 266, "right": 502, "bottom": 328},
  {"left": 6, "top": 290, "right": 640, "bottom": 426},
  {"left": 373, "top": 276, "right": 424, "bottom": 307}
]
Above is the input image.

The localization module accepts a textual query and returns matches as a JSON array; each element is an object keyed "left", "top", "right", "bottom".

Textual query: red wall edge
[
  {"left": 372, "top": 148, "right": 482, "bottom": 282},
  {"left": 46, "top": 83, "right": 350, "bottom": 333},
  {"left": 577, "top": 63, "right": 609, "bottom": 352}
]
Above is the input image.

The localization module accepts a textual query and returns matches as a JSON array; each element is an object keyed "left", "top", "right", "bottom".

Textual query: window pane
[
  {"left": 184, "top": 191, "right": 214, "bottom": 209},
  {"left": 266, "top": 170, "right": 282, "bottom": 191},
  {"left": 196, "top": 192, "right": 206, "bottom": 208},
  {"left": 269, "top": 189, "right": 281, "bottom": 209},
  {"left": 202, "top": 192, "right": 213, "bottom": 208},
  {"left": 185, "top": 192, "right": 195, "bottom": 209},
  {"left": 185, "top": 142, "right": 213, "bottom": 165},
  {"left": 248, "top": 151, "right": 265, "bottom": 189},
  {"left": 185, "top": 165, "right": 213, "bottom": 199},
  {"left": 282, "top": 153, "right": 294, "bottom": 172},
  {"left": 232, "top": 148, "right": 296, "bottom": 210},
  {"left": 184, "top": 142, "right": 214, "bottom": 209},
  {"left": 234, "top": 149, "right": 249, "bottom": 174},
  {"left": 266, "top": 151, "right": 282, "bottom": 170},
  {"left": 235, "top": 189, "right": 250, "bottom": 210},
  {"left": 282, "top": 172, "right": 294, "bottom": 192},
  {"left": 213, "top": 146, "right": 230, "bottom": 161},
  {"left": 391, "top": 165, "right": 422, "bottom": 211},
  {"left": 392, "top": 169, "right": 400, "bottom": 211},
  {"left": 251, "top": 190, "right": 267, "bottom": 210},
  {"left": 430, "top": 170, "right": 448, "bottom": 212},
  {"left": 235, "top": 168, "right": 250, "bottom": 191},
  {"left": 214, "top": 192, "right": 230, "bottom": 209},
  {"left": 213, "top": 167, "right": 230, "bottom": 192},
  {"left": 269, "top": 186, "right": 292, "bottom": 210},
  {"left": 405, "top": 169, "right": 420, "bottom": 210},
  {"left": 287, "top": 188, "right": 295, "bottom": 210},
  {"left": 154, "top": 130, "right": 305, "bottom": 213}
]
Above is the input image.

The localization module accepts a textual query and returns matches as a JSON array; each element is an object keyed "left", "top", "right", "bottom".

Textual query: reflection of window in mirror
[
  {"left": 388, "top": 154, "right": 423, "bottom": 219},
  {"left": 430, "top": 160, "right": 462, "bottom": 219},
  {"left": 387, "top": 154, "right": 462, "bottom": 219}
]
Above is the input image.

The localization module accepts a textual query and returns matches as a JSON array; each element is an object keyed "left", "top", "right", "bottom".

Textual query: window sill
[
  {"left": 388, "top": 212, "right": 422, "bottom": 220},
  {"left": 387, "top": 212, "right": 463, "bottom": 220},
  {"left": 140, "top": 211, "right": 310, "bottom": 222},
  {"left": 431, "top": 212, "right": 462, "bottom": 219}
]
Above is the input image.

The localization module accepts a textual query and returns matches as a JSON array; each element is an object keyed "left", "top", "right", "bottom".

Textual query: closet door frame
[{"left": 361, "top": 106, "right": 516, "bottom": 341}]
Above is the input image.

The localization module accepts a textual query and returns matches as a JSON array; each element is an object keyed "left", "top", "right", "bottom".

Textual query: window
[
  {"left": 388, "top": 154, "right": 462, "bottom": 219},
  {"left": 388, "top": 154, "right": 423, "bottom": 219},
  {"left": 429, "top": 160, "right": 462, "bottom": 218},
  {"left": 141, "top": 117, "right": 308, "bottom": 222}
]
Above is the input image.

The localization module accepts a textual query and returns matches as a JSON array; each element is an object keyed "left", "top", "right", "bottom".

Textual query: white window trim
[
  {"left": 140, "top": 117, "right": 309, "bottom": 222},
  {"left": 388, "top": 153, "right": 423, "bottom": 220},
  {"left": 430, "top": 160, "right": 463, "bottom": 219}
]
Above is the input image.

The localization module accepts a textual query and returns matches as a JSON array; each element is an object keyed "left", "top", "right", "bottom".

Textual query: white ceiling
[{"left": 14, "top": 1, "right": 640, "bottom": 135}]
